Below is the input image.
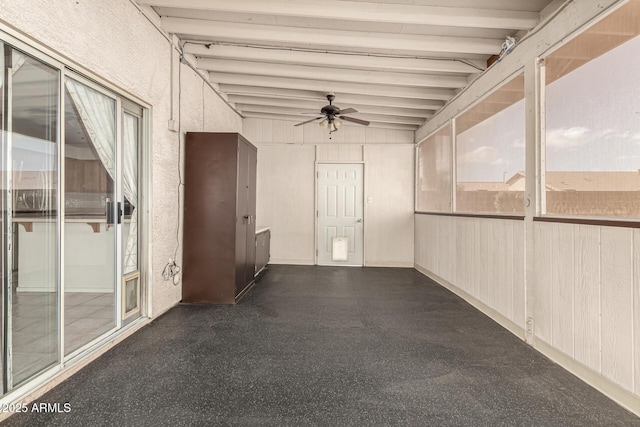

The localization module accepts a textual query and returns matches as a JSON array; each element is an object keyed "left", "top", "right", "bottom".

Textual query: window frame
[{"left": 538, "top": 0, "right": 640, "bottom": 223}]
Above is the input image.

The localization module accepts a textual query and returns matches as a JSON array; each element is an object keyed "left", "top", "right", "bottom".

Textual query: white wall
[
  {"left": 0, "top": 0, "right": 243, "bottom": 316},
  {"left": 415, "top": 215, "right": 525, "bottom": 333},
  {"left": 256, "top": 145, "right": 316, "bottom": 264},
  {"left": 245, "top": 118, "right": 414, "bottom": 267},
  {"left": 534, "top": 223, "right": 639, "bottom": 395},
  {"left": 364, "top": 145, "right": 414, "bottom": 267},
  {"left": 413, "top": 0, "right": 640, "bottom": 414},
  {"left": 415, "top": 218, "right": 640, "bottom": 413}
]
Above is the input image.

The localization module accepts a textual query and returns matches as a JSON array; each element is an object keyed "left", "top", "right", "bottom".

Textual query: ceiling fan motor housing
[
  {"left": 321, "top": 104, "right": 340, "bottom": 118},
  {"left": 321, "top": 93, "right": 339, "bottom": 119}
]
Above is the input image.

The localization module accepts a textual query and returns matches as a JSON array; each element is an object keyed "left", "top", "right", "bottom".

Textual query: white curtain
[
  {"left": 122, "top": 113, "right": 138, "bottom": 274},
  {"left": 66, "top": 78, "right": 139, "bottom": 274},
  {"left": 0, "top": 50, "right": 27, "bottom": 89},
  {"left": 65, "top": 78, "right": 116, "bottom": 178},
  {"left": 66, "top": 78, "right": 141, "bottom": 273},
  {"left": 12, "top": 51, "right": 27, "bottom": 75}
]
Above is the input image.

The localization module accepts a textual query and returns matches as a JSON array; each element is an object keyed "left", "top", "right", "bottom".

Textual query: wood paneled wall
[
  {"left": 534, "top": 222, "right": 638, "bottom": 394},
  {"left": 415, "top": 214, "right": 640, "bottom": 402},
  {"left": 415, "top": 214, "right": 525, "bottom": 329},
  {"left": 249, "top": 118, "right": 414, "bottom": 267}
]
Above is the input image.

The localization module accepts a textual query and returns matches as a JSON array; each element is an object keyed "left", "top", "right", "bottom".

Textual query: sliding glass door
[
  {"left": 63, "top": 77, "right": 117, "bottom": 356},
  {"left": 2, "top": 44, "right": 60, "bottom": 389},
  {"left": 0, "top": 34, "right": 146, "bottom": 395}
]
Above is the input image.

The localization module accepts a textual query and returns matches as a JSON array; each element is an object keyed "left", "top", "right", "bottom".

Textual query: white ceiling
[{"left": 138, "top": 0, "right": 557, "bottom": 132}]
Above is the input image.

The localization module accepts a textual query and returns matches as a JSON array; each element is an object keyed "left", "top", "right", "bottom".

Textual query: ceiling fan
[{"left": 294, "top": 94, "right": 370, "bottom": 133}]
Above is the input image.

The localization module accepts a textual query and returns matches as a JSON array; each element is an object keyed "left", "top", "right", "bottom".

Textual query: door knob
[{"left": 356, "top": 218, "right": 363, "bottom": 223}]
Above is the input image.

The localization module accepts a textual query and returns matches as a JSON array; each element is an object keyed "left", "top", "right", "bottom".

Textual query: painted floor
[{"left": 5, "top": 265, "right": 640, "bottom": 426}]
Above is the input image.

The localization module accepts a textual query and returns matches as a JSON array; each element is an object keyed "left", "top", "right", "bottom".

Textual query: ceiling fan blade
[
  {"left": 339, "top": 116, "right": 370, "bottom": 126},
  {"left": 294, "top": 116, "right": 324, "bottom": 126},
  {"left": 300, "top": 112, "right": 322, "bottom": 115},
  {"left": 339, "top": 108, "right": 358, "bottom": 115}
]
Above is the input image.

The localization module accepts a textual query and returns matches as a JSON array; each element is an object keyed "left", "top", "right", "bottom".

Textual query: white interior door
[{"left": 317, "top": 163, "right": 364, "bottom": 266}]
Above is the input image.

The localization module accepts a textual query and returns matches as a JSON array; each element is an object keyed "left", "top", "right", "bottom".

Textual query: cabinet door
[
  {"left": 244, "top": 145, "right": 257, "bottom": 281},
  {"left": 235, "top": 140, "right": 250, "bottom": 296}
]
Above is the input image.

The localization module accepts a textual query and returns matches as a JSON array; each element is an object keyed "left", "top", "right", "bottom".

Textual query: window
[
  {"left": 455, "top": 73, "right": 525, "bottom": 214},
  {"left": 416, "top": 125, "right": 451, "bottom": 212},
  {"left": 544, "top": 0, "right": 640, "bottom": 218}
]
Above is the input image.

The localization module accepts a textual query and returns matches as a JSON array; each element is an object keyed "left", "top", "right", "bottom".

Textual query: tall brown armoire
[{"left": 182, "top": 132, "right": 257, "bottom": 304}]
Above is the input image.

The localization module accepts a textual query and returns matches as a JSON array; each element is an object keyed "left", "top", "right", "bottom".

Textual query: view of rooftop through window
[
  {"left": 455, "top": 74, "right": 525, "bottom": 214},
  {"left": 545, "top": 0, "right": 640, "bottom": 218},
  {"left": 417, "top": 1, "right": 640, "bottom": 219}
]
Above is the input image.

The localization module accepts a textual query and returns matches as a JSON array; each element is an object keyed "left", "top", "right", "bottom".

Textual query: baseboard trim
[
  {"left": 269, "top": 259, "right": 314, "bottom": 265},
  {"left": 534, "top": 339, "right": 640, "bottom": 417},
  {"left": 414, "top": 263, "right": 525, "bottom": 339},
  {"left": 364, "top": 261, "right": 414, "bottom": 268},
  {"left": 414, "top": 263, "right": 640, "bottom": 417}
]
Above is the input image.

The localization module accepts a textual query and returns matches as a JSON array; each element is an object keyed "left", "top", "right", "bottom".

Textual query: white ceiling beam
[
  {"left": 236, "top": 104, "right": 426, "bottom": 126},
  {"left": 220, "top": 85, "right": 445, "bottom": 110},
  {"left": 144, "top": 0, "right": 539, "bottom": 30},
  {"left": 227, "top": 95, "right": 434, "bottom": 118},
  {"left": 198, "top": 59, "right": 469, "bottom": 89},
  {"left": 242, "top": 112, "right": 418, "bottom": 132},
  {"left": 185, "top": 44, "right": 483, "bottom": 74},
  {"left": 161, "top": 18, "right": 503, "bottom": 55},
  {"left": 209, "top": 73, "right": 454, "bottom": 101}
]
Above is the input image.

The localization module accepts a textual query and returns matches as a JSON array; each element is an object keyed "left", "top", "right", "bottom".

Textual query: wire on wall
[
  {"left": 162, "top": 43, "right": 185, "bottom": 286},
  {"left": 191, "top": 41, "right": 486, "bottom": 72}
]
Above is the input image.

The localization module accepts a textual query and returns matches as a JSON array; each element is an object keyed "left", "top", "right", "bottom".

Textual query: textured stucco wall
[{"left": 0, "top": 0, "right": 242, "bottom": 315}]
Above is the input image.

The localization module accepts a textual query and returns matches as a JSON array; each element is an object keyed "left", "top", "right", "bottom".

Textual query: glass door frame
[
  {"left": 0, "top": 24, "right": 151, "bottom": 402},
  {"left": 121, "top": 100, "right": 144, "bottom": 324},
  {"left": 61, "top": 71, "right": 123, "bottom": 361},
  {"left": 1, "top": 35, "right": 64, "bottom": 393}
]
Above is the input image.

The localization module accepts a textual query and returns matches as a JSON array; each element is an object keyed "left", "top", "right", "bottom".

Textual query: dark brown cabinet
[{"left": 182, "top": 132, "right": 257, "bottom": 304}]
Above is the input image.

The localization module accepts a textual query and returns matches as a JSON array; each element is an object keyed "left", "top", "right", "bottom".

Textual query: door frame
[
  {"left": 62, "top": 70, "right": 123, "bottom": 360},
  {"left": 0, "top": 23, "right": 152, "bottom": 400},
  {"left": 314, "top": 161, "right": 365, "bottom": 266}
]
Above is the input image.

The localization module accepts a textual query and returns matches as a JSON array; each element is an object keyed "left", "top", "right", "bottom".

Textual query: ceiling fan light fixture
[{"left": 293, "top": 94, "right": 369, "bottom": 131}]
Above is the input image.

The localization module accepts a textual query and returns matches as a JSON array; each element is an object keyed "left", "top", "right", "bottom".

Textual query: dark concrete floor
[{"left": 5, "top": 265, "right": 640, "bottom": 426}]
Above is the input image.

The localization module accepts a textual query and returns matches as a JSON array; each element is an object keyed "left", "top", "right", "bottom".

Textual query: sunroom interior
[{"left": 0, "top": 0, "right": 639, "bottom": 420}]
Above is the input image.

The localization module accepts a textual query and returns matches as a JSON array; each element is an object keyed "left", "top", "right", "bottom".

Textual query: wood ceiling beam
[
  {"left": 161, "top": 18, "right": 503, "bottom": 55},
  {"left": 220, "top": 85, "right": 446, "bottom": 110},
  {"left": 227, "top": 95, "right": 434, "bottom": 118},
  {"left": 198, "top": 59, "right": 469, "bottom": 89},
  {"left": 184, "top": 44, "right": 483, "bottom": 74},
  {"left": 209, "top": 73, "right": 454, "bottom": 101},
  {"left": 144, "top": 0, "right": 539, "bottom": 30}
]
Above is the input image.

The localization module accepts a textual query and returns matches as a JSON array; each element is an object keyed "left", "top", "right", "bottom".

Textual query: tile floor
[{"left": 11, "top": 290, "right": 114, "bottom": 386}]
